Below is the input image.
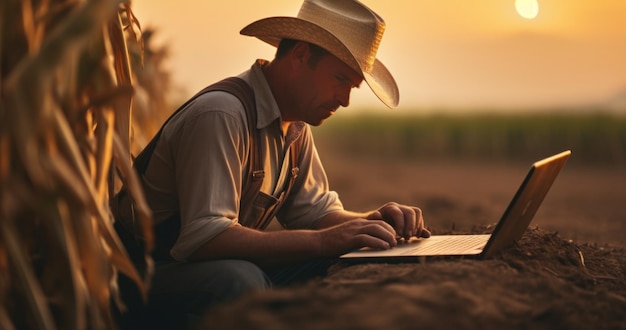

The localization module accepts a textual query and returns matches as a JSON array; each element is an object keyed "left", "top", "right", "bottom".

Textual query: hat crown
[{"left": 297, "top": 0, "right": 385, "bottom": 73}]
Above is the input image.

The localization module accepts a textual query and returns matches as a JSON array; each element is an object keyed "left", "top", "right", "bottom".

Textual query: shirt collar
[{"left": 239, "top": 59, "right": 281, "bottom": 130}]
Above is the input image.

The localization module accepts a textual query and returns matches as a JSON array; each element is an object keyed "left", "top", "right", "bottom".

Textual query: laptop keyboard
[
  {"left": 401, "top": 235, "right": 489, "bottom": 255},
  {"left": 340, "top": 234, "right": 491, "bottom": 258}
]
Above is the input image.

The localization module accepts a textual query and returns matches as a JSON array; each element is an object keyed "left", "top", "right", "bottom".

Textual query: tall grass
[
  {"left": 314, "top": 112, "right": 626, "bottom": 166},
  {"left": 0, "top": 1, "right": 165, "bottom": 329}
]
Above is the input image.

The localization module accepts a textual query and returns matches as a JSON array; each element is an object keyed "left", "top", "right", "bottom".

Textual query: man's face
[{"left": 290, "top": 48, "right": 363, "bottom": 126}]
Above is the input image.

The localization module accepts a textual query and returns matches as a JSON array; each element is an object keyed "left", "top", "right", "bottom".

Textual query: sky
[{"left": 132, "top": 0, "right": 626, "bottom": 113}]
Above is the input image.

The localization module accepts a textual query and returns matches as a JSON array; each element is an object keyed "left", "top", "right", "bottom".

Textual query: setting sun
[{"left": 515, "top": 0, "right": 539, "bottom": 19}]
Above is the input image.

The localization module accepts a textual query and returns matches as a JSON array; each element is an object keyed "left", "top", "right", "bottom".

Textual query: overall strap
[
  {"left": 246, "top": 130, "right": 304, "bottom": 230},
  {"left": 285, "top": 133, "right": 303, "bottom": 201}
]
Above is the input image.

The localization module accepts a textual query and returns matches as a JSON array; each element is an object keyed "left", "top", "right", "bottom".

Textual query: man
[{"left": 120, "top": 0, "right": 430, "bottom": 327}]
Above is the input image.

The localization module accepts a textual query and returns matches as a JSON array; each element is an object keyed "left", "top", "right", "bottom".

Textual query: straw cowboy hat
[{"left": 240, "top": 0, "right": 399, "bottom": 108}]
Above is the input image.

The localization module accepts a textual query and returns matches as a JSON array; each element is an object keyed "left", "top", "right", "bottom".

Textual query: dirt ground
[{"left": 201, "top": 150, "right": 626, "bottom": 329}]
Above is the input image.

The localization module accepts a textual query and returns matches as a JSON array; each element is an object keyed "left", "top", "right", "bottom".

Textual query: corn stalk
[{"left": 1, "top": 0, "right": 154, "bottom": 329}]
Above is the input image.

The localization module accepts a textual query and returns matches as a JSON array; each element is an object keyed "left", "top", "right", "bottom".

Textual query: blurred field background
[
  {"left": 313, "top": 111, "right": 626, "bottom": 167},
  {"left": 310, "top": 111, "right": 626, "bottom": 248}
]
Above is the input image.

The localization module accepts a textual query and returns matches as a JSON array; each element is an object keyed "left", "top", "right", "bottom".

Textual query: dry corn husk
[{"left": 0, "top": 0, "right": 169, "bottom": 328}]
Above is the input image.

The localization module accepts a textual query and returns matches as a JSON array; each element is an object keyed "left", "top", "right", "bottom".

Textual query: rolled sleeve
[{"left": 171, "top": 220, "right": 237, "bottom": 261}]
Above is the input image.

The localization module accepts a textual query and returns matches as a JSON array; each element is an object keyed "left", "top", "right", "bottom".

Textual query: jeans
[{"left": 116, "top": 258, "right": 335, "bottom": 330}]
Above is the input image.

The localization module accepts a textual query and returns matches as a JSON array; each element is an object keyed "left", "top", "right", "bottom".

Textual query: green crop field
[{"left": 313, "top": 111, "right": 626, "bottom": 167}]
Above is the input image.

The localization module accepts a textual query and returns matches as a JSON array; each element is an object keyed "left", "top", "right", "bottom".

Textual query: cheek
[
  {"left": 289, "top": 74, "right": 314, "bottom": 103},
  {"left": 299, "top": 78, "right": 326, "bottom": 106},
  {"left": 295, "top": 69, "right": 337, "bottom": 109},
  {"left": 295, "top": 83, "right": 318, "bottom": 108}
]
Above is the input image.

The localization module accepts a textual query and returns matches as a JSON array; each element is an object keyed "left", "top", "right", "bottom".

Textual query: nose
[{"left": 336, "top": 86, "right": 352, "bottom": 108}]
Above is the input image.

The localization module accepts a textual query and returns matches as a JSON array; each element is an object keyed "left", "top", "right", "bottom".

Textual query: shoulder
[
  {"left": 187, "top": 90, "right": 247, "bottom": 120},
  {"left": 165, "top": 89, "right": 249, "bottom": 133},
  {"left": 160, "top": 90, "right": 251, "bottom": 146}
]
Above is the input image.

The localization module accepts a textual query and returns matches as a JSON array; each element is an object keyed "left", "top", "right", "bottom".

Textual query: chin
[
  {"left": 306, "top": 116, "right": 327, "bottom": 126},
  {"left": 307, "top": 112, "right": 333, "bottom": 126},
  {"left": 309, "top": 120, "right": 324, "bottom": 127}
]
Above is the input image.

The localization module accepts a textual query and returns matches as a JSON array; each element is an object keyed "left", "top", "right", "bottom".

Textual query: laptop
[{"left": 340, "top": 150, "right": 571, "bottom": 261}]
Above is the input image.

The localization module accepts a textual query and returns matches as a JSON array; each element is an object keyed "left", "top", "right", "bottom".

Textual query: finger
[
  {"left": 359, "top": 220, "right": 397, "bottom": 247},
  {"left": 402, "top": 206, "right": 419, "bottom": 239},
  {"left": 370, "top": 220, "right": 398, "bottom": 242},
  {"left": 367, "top": 209, "right": 407, "bottom": 240},
  {"left": 412, "top": 206, "right": 424, "bottom": 237},
  {"left": 353, "top": 234, "right": 392, "bottom": 250},
  {"left": 388, "top": 204, "right": 418, "bottom": 240},
  {"left": 365, "top": 210, "right": 383, "bottom": 220},
  {"left": 414, "top": 208, "right": 431, "bottom": 238},
  {"left": 378, "top": 203, "right": 407, "bottom": 238}
]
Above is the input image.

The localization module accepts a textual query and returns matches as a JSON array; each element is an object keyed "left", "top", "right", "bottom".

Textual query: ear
[{"left": 289, "top": 41, "right": 311, "bottom": 68}]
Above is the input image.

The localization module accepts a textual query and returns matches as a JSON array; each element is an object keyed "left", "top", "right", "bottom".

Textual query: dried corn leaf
[
  {"left": 51, "top": 107, "right": 147, "bottom": 285},
  {"left": 94, "top": 107, "right": 115, "bottom": 201},
  {"left": 1, "top": 218, "right": 55, "bottom": 329},
  {"left": 2, "top": 1, "right": 159, "bottom": 328},
  {"left": 43, "top": 199, "right": 85, "bottom": 330},
  {"left": 108, "top": 12, "right": 134, "bottom": 163}
]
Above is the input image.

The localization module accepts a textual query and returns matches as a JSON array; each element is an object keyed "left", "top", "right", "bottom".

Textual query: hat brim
[{"left": 241, "top": 17, "right": 399, "bottom": 108}]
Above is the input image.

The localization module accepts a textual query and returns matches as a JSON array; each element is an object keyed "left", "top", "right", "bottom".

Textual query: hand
[
  {"left": 318, "top": 219, "right": 398, "bottom": 256},
  {"left": 366, "top": 202, "right": 431, "bottom": 240}
]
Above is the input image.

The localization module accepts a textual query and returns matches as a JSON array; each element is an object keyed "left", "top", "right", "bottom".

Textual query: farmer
[{"left": 115, "top": 0, "right": 430, "bottom": 328}]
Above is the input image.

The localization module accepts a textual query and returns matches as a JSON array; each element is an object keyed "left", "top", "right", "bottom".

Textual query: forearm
[
  {"left": 189, "top": 211, "right": 402, "bottom": 266},
  {"left": 188, "top": 224, "right": 323, "bottom": 267}
]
